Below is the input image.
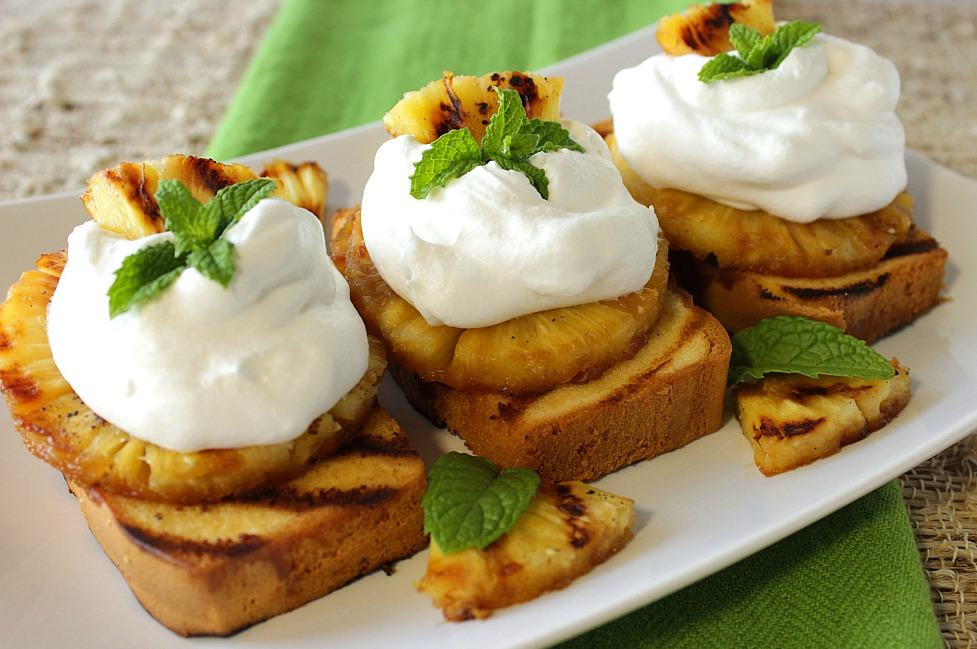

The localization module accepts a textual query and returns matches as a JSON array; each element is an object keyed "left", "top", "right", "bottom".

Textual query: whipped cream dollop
[
  {"left": 47, "top": 199, "right": 369, "bottom": 452},
  {"left": 608, "top": 33, "right": 906, "bottom": 222},
  {"left": 360, "top": 120, "right": 659, "bottom": 329}
]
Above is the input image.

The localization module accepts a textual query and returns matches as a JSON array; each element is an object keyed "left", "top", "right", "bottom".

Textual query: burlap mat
[{"left": 1, "top": 0, "right": 974, "bottom": 644}]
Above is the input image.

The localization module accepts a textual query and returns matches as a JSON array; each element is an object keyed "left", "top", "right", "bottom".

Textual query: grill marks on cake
[
  {"left": 340, "top": 433, "right": 416, "bottom": 458},
  {"left": 883, "top": 236, "right": 939, "bottom": 259},
  {"left": 246, "top": 485, "right": 397, "bottom": 511},
  {"left": 781, "top": 273, "right": 890, "bottom": 299},
  {"left": 122, "top": 524, "right": 267, "bottom": 558}
]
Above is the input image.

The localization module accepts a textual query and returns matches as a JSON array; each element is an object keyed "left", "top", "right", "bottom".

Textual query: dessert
[
  {"left": 728, "top": 316, "right": 911, "bottom": 475},
  {"left": 0, "top": 156, "right": 426, "bottom": 635},
  {"left": 330, "top": 71, "right": 731, "bottom": 482},
  {"left": 417, "top": 453, "right": 634, "bottom": 621},
  {"left": 602, "top": 1, "right": 947, "bottom": 341}
]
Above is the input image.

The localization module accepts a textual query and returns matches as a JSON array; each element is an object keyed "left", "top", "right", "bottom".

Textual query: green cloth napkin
[{"left": 208, "top": 1, "right": 942, "bottom": 646}]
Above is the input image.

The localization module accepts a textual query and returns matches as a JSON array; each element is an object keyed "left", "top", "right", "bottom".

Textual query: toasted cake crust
[
  {"left": 71, "top": 406, "right": 427, "bottom": 637},
  {"left": 392, "top": 287, "right": 731, "bottom": 482}
]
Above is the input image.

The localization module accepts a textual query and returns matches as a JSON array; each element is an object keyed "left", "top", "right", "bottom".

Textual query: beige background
[{"left": 1, "top": 0, "right": 974, "bottom": 644}]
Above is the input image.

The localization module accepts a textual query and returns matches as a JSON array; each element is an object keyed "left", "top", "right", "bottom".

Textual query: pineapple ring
[
  {"left": 331, "top": 208, "right": 669, "bottom": 396},
  {"left": 607, "top": 133, "right": 913, "bottom": 278},
  {"left": 0, "top": 250, "right": 387, "bottom": 504}
]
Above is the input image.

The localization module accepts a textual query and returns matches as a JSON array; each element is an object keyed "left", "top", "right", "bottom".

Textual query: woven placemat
[{"left": 0, "top": 0, "right": 974, "bottom": 644}]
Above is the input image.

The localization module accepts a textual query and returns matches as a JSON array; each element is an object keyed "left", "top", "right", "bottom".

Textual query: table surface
[{"left": 0, "top": 0, "right": 974, "bottom": 644}]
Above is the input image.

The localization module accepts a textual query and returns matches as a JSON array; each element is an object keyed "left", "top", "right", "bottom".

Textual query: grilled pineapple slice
[
  {"left": 656, "top": 0, "right": 775, "bottom": 56},
  {"left": 383, "top": 71, "right": 564, "bottom": 144},
  {"left": 261, "top": 159, "right": 328, "bottom": 221},
  {"left": 607, "top": 134, "right": 913, "bottom": 278},
  {"left": 82, "top": 154, "right": 328, "bottom": 240},
  {"left": 0, "top": 253, "right": 387, "bottom": 503},
  {"left": 417, "top": 480, "right": 634, "bottom": 621},
  {"left": 735, "top": 360, "right": 910, "bottom": 475},
  {"left": 1, "top": 156, "right": 376, "bottom": 504},
  {"left": 331, "top": 208, "right": 669, "bottom": 395}
]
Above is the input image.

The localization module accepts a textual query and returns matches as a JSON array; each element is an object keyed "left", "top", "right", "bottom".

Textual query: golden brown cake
[{"left": 73, "top": 407, "right": 427, "bottom": 636}]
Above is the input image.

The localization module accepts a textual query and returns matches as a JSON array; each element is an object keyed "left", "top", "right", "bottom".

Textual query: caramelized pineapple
[
  {"left": 656, "top": 0, "right": 775, "bottom": 56},
  {"left": 0, "top": 160, "right": 383, "bottom": 504},
  {"left": 82, "top": 155, "right": 328, "bottom": 240},
  {"left": 735, "top": 360, "right": 910, "bottom": 475},
  {"left": 261, "top": 159, "right": 328, "bottom": 220},
  {"left": 331, "top": 208, "right": 669, "bottom": 395},
  {"left": 0, "top": 252, "right": 387, "bottom": 503},
  {"left": 607, "top": 134, "right": 913, "bottom": 278},
  {"left": 383, "top": 71, "right": 564, "bottom": 144},
  {"left": 417, "top": 480, "right": 634, "bottom": 621}
]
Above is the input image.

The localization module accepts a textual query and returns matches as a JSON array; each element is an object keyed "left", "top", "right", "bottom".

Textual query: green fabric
[
  {"left": 559, "top": 482, "right": 940, "bottom": 649},
  {"left": 208, "top": 1, "right": 942, "bottom": 647}
]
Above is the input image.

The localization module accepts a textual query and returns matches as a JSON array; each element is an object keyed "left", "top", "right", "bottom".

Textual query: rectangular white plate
[{"left": 2, "top": 23, "right": 975, "bottom": 649}]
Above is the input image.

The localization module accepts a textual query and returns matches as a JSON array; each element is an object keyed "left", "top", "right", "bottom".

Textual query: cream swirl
[
  {"left": 47, "top": 199, "right": 369, "bottom": 452},
  {"left": 608, "top": 33, "right": 906, "bottom": 222},
  {"left": 360, "top": 120, "right": 659, "bottom": 329}
]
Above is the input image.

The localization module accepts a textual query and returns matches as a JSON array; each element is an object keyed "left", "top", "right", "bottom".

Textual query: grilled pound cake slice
[
  {"left": 393, "top": 287, "right": 730, "bottom": 482},
  {"left": 71, "top": 406, "right": 426, "bottom": 637},
  {"left": 735, "top": 360, "right": 910, "bottom": 475},
  {"left": 418, "top": 480, "right": 634, "bottom": 621},
  {"left": 670, "top": 230, "right": 947, "bottom": 343}
]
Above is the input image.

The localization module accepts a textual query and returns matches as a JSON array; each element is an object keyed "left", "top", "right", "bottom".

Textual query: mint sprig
[
  {"left": 698, "top": 20, "right": 821, "bottom": 83},
  {"left": 422, "top": 452, "right": 541, "bottom": 554},
  {"left": 409, "top": 87, "right": 583, "bottom": 200},
  {"left": 107, "top": 177, "right": 276, "bottom": 318},
  {"left": 728, "top": 316, "right": 896, "bottom": 386}
]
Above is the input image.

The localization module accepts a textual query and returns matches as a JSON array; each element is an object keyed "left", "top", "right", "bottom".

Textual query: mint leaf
[
  {"left": 728, "top": 316, "right": 896, "bottom": 386},
  {"left": 187, "top": 238, "right": 235, "bottom": 288},
  {"left": 501, "top": 132, "right": 540, "bottom": 159},
  {"left": 408, "top": 87, "right": 584, "bottom": 200},
  {"left": 422, "top": 452, "right": 540, "bottom": 554},
  {"left": 522, "top": 119, "right": 585, "bottom": 154},
  {"left": 481, "top": 86, "right": 528, "bottom": 156},
  {"left": 156, "top": 179, "right": 214, "bottom": 255},
  {"left": 699, "top": 20, "right": 822, "bottom": 84},
  {"left": 409, "top": 128, "right": 482, "bottom": 199},
  {"left": 205, "top": 177, "right": 277, "bottom": 233},
  {"left": 728, "top": 23, "right": 761, "bottom": 54},
  {"left": 768, "top": 20, "right": 821, "bottom": 67},
  {"left": 108, "top": 177, "right": 273, "bottom": 317},
  {"left": 107, "top": 241, "right": 186, "bottom": 318},
  {"left": 698, "top": 53, "right": 754, "bottom": 83},
  {"left": 497, "top": 157, "right": 550, "bottom": 199}
]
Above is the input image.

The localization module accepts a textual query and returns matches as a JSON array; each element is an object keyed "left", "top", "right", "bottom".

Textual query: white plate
[{"left": 1, "top": 23, "right": 975, "bottom": 649}]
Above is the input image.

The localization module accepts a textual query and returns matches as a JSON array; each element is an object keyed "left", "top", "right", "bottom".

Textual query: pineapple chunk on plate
[
  {"left": 417, "top": 480, "right": 634, "bottom": 621},
  {"left": 734, "top": 360, "right": 911, "bottom": 475}
]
